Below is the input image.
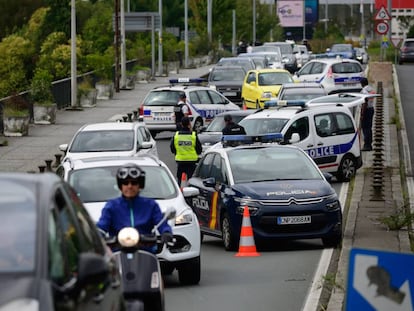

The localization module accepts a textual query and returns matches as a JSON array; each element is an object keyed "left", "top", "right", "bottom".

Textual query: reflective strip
[{"left": 209, "top": 191, "right": 218, "bottom": 229}]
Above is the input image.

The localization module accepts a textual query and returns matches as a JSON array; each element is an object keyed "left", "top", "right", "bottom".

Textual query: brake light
[
  {"left": 327, "top": 67, "right": 333, "bottom": 79},
  {"left": 138, "top": 105, "right": 144, "bottom": 116}
]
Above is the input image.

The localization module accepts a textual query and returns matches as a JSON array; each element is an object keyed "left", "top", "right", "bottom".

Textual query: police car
[
  {"left": 293, "top": 57, "right": 365, "bottom": 94},
  {"left": 139, "top": 78, "right": 240, "bottom": 137},
  {"left": 187, "top": 134, "right": 342, "bottom": 251},
  {"left": 56, "top": 155, "right": 202, "bottom": 285},
  {"left": 239, "top": 98, "right": 367, "bottom": 181}
]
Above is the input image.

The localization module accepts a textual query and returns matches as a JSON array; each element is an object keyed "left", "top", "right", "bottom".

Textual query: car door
[
  {"left": 296, "top": 61, "right": 326, "bottom": 83},
  {"left": 188, "top": 153, "right": 224, "bottom": 236},
  {"left": 241, "top": 71, "right": 257, "bottom": 107},
  {"left": 49, "top": 185, "right": 122, "bottom": 311}
]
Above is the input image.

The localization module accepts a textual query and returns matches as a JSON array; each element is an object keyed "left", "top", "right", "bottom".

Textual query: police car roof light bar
[
  {"left": 264, "top": 100, "right": 307, "bottom": 109},
  {"left": 221, "top": 133, "right": 284, "bottom": 147}
]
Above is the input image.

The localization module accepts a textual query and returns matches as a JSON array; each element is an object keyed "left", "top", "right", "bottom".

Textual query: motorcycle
[{"left": 104, "top": 207, "right": 176, "bottom": 311}]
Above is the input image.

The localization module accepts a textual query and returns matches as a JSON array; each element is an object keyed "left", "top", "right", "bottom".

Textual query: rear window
[
  {"left": 404, "top": 41, "right": 414, "bottom": 48},
  {"left": 143, "top": 90, "right": 180, "bottom": 106},
  {"left": 332, "top": 63, "right": 362, "bottom": 74}
]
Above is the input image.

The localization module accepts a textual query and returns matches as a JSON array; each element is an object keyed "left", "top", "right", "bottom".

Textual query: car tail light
[
  {"left": 327, "top": 67, "right": 333, "bottom": 79},
  {"left": 186, "top": 106, "right": 192, "bottom": 116},
  {"left": 138, "top": 105, "right": 144, "bottom": 116}
]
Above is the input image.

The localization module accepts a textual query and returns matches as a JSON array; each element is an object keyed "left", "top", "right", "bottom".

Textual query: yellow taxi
[{"left": 241, "top": 68, "right": 294, "bottom": 109}]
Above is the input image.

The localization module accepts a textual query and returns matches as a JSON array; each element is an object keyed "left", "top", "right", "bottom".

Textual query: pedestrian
[
  {"left": 174, "top": 93, "right": 190, "bottom": 131},
  {"left": 97, "top": 164, "right": 173, "bottom": 251},
  {"left": 360, "top": 77, "right": 375, "bottom": 151},
  {"left": 222, "top": 114, "right": 246, "bottom": 135},
  {"left": 170, "top": 117, "right": 202, "bottom": 186}
]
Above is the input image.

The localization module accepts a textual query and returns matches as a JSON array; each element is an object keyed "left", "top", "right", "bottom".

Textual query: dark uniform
[
  {"left": 174, "top": 93, "right": 189, "bottom": 131},
  {"left": 170, "top": 117, "right": 202, "bottom": 186},
  {"left": 222, "top": 115, "right": 247, "bottom": 135}
]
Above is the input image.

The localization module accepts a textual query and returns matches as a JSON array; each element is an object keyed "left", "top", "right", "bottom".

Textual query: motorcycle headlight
[{"left": 175, "top": 212, "right": 193, "bottom": 225}]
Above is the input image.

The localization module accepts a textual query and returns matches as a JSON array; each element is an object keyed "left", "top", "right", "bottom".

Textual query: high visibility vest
[{"left": 174, "top": 132, "right": 198, "bottom": 161}]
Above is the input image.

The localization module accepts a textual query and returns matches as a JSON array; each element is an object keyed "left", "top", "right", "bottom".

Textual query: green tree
[{"left": 42, "top": 0, "right": 70, "bottom": 38}]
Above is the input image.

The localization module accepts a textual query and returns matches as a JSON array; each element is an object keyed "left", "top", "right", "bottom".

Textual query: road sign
[
  {"left": 375, "top": 6, "right": 391, "bottom": 21},
  {"left": 346, "top": 248, "right": 414, "bottom": 311},
  {"left": 376, "top": 21, "right": 389, "bottom": 35},
  {"left": 391, "top": 38, "right": 403, "bottom": 48}
]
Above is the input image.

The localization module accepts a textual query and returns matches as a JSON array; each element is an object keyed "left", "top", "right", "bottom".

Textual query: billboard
[{"left": 277, "top": 0, "right": 304, "bottom": 27}]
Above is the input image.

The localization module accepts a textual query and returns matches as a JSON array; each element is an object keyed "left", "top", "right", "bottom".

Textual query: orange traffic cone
[
  {"left": 242, "top": 102, "right": 247, "bottom": 110},
  {"left": 180, "top": 172, "right": 188, "bottom": 191},
  {"left": 235, "top": 206, "right": 260, "bottom": 257}
]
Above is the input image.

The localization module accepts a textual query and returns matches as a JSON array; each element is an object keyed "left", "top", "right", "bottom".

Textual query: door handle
[
  {"left": 306, "top": 144, "right": 314, "bottom": 148},
  {"left": 317, "top": 142, "right": 324, "bottom": 146}
]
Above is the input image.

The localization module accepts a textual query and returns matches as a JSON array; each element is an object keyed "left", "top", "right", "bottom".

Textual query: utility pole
[
  {"left": 120, "top": 0, "right": 126, "bottom": 89},
  {"left": 252, "top": 0, "right": 256, "bottom": 45},
  {"left": 114, "top": 0, "right": 120, "bottom": 92},
  {"left": 70, "top": 0, "right": 77, "bottom": 108},
  {"left": 185, "top": 0, "right": 188, "bottom": 68},
  {"left": 158, "top": 0, "right": 163, "bottom": 76},
  {"left": 207, "top": 0, "right": 212, "bottom": 42}
]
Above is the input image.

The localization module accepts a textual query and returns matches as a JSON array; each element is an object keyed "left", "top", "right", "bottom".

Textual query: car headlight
[
  {"left": 175, "top": 212, "right": 193, "bottom": 225},
  {"left": 325, "top": 194, "right": 340, "bottom": 211},
  {"left": 0, "top": 299, "right": 39, "bottom": 311},
  {"left": 261, "top": 92, "right": 273, "bottom": 99},
  {"left": 234, "top": 197, "right": 259, "bottom": 215}
]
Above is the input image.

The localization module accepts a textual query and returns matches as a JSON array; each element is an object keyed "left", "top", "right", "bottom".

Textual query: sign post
[{"left": 374, "top": 6, "right": 391, "bottom": 61}]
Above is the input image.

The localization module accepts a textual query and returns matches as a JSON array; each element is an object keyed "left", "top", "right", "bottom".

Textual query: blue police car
[{"left": 187, "top": 135, "right": 343, "bottom": 251}]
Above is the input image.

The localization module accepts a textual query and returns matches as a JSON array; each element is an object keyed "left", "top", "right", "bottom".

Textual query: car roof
[
  {"left": 63, "top": 155, "right": 165, "bottom": 171},
  {"left": 210, "top": 65, "right": 245, "bottom": 71},
  {"left": 247, "top": 68, "right": 290, "bottom": 74},
  {"left": 213, "top": 110, "right": 257, "bottom": 117},
  {"left": 79, "top": 122, "right": 143, "bottom": 131},
  {"left": 208, "top": 140, "right": 304, "bottom": 154},
  {"left": 280, "top": 82, "right": 324, "bottom": 89},
  {"left": 306, "top": 58, "right": 360, "bottom": 64}
]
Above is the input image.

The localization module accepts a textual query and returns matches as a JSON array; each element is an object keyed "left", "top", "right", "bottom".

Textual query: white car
[
  {"left": 239, "top": 99, "right": 366, "bottom": 181},
  {"left": 59, "top": 121, "right": 158, "bottom": 161},
  {"left": 56, "top": 155, "right": 202, "bottom": 285},
  {"left": 139, "top": 79, "right": 240, "bottom": 137},
  {"left": 293, "top": 44, "right": 310, "bottom": 68},
  {"left": 293, "top": 57, "right": 365, "bottom": 94}
]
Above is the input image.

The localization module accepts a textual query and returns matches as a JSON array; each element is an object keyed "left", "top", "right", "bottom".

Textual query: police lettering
[
  {"left": 307, "top": 146, "right": 334, "bottom": 158},
  {"left": 266, "top": 189, "right": 317, "bottom": 196},
  {"left": 192, "top": 197, "right": 209, "bottom": 210},
  {"left": 178, "top": 141, "right": 193, "bottom": 146}
]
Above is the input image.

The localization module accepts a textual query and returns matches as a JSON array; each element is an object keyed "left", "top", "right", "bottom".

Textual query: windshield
[
  {"left": 68, "top": 165, "right": 177, "bottom": 203},
  {"left": 228, "top": 147, "right": 322, "bottom": 183},
  {"left": 210, "top": 69, "right": 245, "bottom": 82},
  {"left": 0, "top": 183, "right": 36, "bottom": 272},
  {"left": 239, "top": 118, "right": 289, "bottom": 135},
  {"left": 258, "top": 72, "right": 293, "bottom": 86},
  {"left": 206, "top": 115, "right": 246, "bottom": 132},
  {"left": 69, "top": 130, "right": 135, "bottom": 152},
  {"left": 331, "top": 45, "right": 352, "bottom": 53},
  {"left": 143, "top": 90, "right": 180, "bottom": 106}
]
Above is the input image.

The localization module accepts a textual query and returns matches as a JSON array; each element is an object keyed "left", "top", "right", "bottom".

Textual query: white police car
[
  {"left": 293, "top": 57, "right": 365, "bottom": 95},
  {"left": 139, "top": 78, "right": 240, "bottom": 137},
  {"left": 239, "top": 99, "right": 364, "bottom": 181},
  {"left": 56, "top": 155, "right": 202, "bottom": 285},
  {"left": 188, "top": 135, "right": 342, "bottom": 250}
]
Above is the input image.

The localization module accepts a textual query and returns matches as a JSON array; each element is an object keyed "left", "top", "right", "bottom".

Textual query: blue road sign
[
  {"left": 346, "top": 248, "right": 414, "bottom": 311},
  {"left": 381, "top": 41, "right": 389, "bottom": 49}
]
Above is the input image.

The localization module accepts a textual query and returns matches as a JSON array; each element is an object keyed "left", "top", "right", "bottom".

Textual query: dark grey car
[
  {"left": 399, "top": 38, "right": 414, "bottom": 64},
  {"left": 0, "top": 172, "right": 123, "bottom": 311},
  {"left": 208, "top": 65, "right": 246, "bottom": 105}
]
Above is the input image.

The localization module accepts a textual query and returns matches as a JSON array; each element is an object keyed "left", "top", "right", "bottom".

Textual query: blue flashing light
[{"left": 169, "top": 78, "right": 207, "bottom": 84}]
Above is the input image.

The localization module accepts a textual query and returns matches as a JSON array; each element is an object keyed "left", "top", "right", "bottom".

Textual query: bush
[{"left": 30, "top": 69, "right": 54, "bottom": 105}]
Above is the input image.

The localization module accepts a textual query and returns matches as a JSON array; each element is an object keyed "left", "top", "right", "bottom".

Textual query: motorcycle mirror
[{"left": 118, "top": 227, "right": 140, "bottom": 248}]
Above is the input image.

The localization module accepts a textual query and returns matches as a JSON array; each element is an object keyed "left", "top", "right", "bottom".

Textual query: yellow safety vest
[{"left": 174, "top": 132, "right": 198, "bottom": 161}]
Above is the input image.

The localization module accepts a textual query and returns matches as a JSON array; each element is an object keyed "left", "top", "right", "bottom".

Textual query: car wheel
[
  {"left": 193, "top": 118, "right": 203, "bottom": 133},
  {"left": 336, "top": 154, "right": 356, "bottom": 182},
  {"left": 177, "top": 256, "right": 201, "bottom": 285},
  {"left": 322, "top": 233, "right": 342, "bottom": 248},
  {"left": 221, "top": 212, "right": 238, "bottom": 251}
]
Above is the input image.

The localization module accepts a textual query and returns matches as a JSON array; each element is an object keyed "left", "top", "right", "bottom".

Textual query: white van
[{"left": 239, "top": 100, "right": 364, "bottom": 181}]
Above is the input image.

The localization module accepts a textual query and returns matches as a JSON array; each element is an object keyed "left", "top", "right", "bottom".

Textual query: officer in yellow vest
[{"left": 170, "top": 117, "right": 202, "bottom": 186}]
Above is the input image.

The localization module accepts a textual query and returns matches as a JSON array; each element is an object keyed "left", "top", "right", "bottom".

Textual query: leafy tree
[{"left": 42, "top": 0, "right": 70, "bottom": 38}]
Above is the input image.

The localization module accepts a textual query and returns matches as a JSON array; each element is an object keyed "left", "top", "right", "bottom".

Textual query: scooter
[{"left": 105, "top": 207, "right": 176, "bottom": 311}]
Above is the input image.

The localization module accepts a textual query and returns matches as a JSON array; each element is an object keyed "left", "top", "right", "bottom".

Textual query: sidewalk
[
  {"left": 0, "top": 65, "right": 211, "bottom": 173},
  {"left": 326, "top": 62, "right": 412, "bottom": 310}
]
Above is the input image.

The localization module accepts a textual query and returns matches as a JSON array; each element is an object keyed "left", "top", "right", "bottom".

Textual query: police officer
[
  {"left": 360, "top": 77, "right": 375, "bottom": 151},
  {"left": 222, "top": 114, "right": 246, "bottom": 135},
  {"left": 170, "top": 117, "right": 202, "bottom": 186},
  {"left": 97, "top": 164, "right": 173, "bottom": 248},
  {"left": 174, "top": 93, "right": 189, "bottom": 131}
]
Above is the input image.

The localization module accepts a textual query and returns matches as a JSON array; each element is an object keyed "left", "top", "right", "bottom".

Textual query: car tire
[
  {"left": 336, "top": 154, "right": 356, "bottom": 182},
  {"left": 322, "top": 233, "right": 342, "bottom": 248},
  {"left": 177, "top": 256, "right": 201, "bottom": 285},
  {"left": 193, "top": 118, "right": 203, "bottom": 133},
  {"left": 221, "top": 212, "right": 238, "bottom": 251}
]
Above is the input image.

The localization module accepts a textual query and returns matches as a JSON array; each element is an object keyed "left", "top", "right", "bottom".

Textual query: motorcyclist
[{"left": 97, "top": 163, "right": 173, "bottom": 248}]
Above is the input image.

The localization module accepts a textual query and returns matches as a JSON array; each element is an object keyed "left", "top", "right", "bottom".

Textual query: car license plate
[
  {"left": 223, "top": 92, "right": 237, "bottom": 97},
  {"left": 277, "top": 215, "right": 311, "bottom": 225},
  {"left": 153, "top": 112, "right": 171, "bottom": 116}
]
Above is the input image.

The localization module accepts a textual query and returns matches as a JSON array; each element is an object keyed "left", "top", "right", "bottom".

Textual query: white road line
[{"left": 301, "top": 182, "right": 348, "bottom": 311}]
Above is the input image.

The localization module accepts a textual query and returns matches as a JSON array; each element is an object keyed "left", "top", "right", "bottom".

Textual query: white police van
[
  {"left": 238, "top": 96, "right": 371, "bottom": 181},
  {"left": 139, "top": 78, "right": 240, "bottom": 137}
]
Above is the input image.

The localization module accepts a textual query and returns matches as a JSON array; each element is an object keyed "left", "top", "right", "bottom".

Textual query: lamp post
[
  {"left": 158, "top": 0, "right": 163, "bottom": 76},
  {"left": 252, "top": 0, "right": 256, "bottom": 45},
  {"left": 70, "top": 0, "right": 77, "bottom": 108}
]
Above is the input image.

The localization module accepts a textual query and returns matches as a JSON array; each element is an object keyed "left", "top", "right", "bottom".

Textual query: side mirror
[
  {"left": 138, "top": 141, "right": 153, "bottom": 150},
  {"left": 182, "top": 186, "right": 200, "bottom": 197},
  {"left": 202, "top": 177, "right": 216, "bottom": 188},
  {"left": 59, "top": 144, "right": 68, "bottom": 153},
  {"left": 77, "top": 252, "right": 109, "bottom": 287},
  {"left": 323, "top": 172, "right": 333, "bottom": 183},
  {"left": 289, "top": 133, "right": 300, "bottom": 143}
]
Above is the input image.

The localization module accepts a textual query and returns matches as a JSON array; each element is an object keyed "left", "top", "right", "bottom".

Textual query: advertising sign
[{"left": 277, "top": 0, "right": 304, "bottom": 27}]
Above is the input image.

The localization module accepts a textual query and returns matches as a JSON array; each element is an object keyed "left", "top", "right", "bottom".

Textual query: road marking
[{"left": 301, "top": 182, "right": 348, "bottom": 311}]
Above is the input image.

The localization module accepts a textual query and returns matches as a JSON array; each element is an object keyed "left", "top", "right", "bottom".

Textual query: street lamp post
[{"left": 70, "top": 0, "right": 77, "bottom": 108}]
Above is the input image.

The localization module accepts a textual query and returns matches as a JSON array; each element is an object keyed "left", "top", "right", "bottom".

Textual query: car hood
[
  {"left": 231, "top": 179, "right": 334, "bottom": 199},
  {"left": 209, "top": 81, "right": 243, "bottom": 87},
  {"left": 84, "top": 195, "right": 192, "bottom": 227},
  {"left": 198, "top": 131, "right": 222, "bottom": 145},
  {"left": 260, "top": 85, "right": 283, "bottom": 94},
  {"left": 65, "top": 149, "right": 149, "bottom": 161}
]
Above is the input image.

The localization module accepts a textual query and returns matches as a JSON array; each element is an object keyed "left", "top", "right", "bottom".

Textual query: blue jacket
[{"left": 97, "top": 195, "right": 172, "bottom": 237}]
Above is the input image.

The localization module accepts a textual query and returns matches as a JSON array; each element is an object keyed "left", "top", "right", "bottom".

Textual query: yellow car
[{"left": 241, "top": 68, "right": 294, "bottom": 109}]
